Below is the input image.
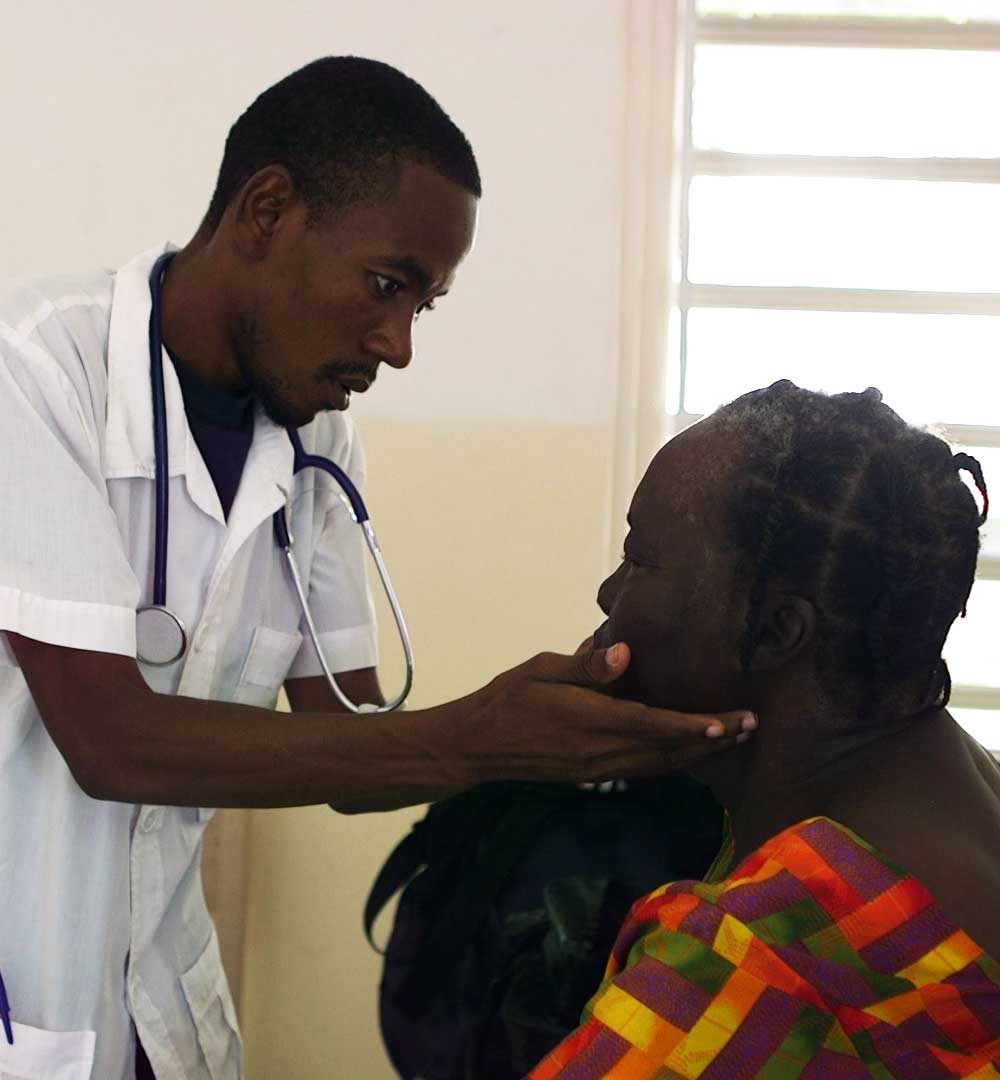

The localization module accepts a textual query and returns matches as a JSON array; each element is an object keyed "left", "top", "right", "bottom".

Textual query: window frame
[{"left": 671, "top": 5, "right": 1000, "bottom": 725}]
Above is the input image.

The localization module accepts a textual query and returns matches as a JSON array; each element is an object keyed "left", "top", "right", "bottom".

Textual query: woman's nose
[{"left": 596, "top": 563, "right": 626, "bottom": 616}]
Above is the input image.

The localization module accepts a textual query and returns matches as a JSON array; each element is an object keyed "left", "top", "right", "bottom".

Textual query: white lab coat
[{"left": 0, "top": 245, "right": 378, "bottom": 1079}]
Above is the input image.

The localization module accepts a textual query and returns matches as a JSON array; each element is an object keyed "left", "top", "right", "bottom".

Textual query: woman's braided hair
[{"left": 716, "top": 381, "right": 988, "bottom": 720}]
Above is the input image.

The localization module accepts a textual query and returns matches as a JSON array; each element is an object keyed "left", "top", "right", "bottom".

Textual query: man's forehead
[
  {"left": 323, "top": 166, "right": 477, "bottom": 286},
  {"left": 327, "top": 193, "right": 470, "bottom": 248}
]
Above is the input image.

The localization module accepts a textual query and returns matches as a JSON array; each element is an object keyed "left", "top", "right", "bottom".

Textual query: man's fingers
[
  {"left": 564, "top": 693, "right": 758, "bottom": 780},
  {"left": 529, "top": 651, "right": 756, "bottom": 748},
  {"left": 700, "top": 709, "right": 757, "bottom": 739},
  {"left": 663, "top": 730, "right": 752, "bottom": 769},
  {"left": 608, "top": 700, "right": 756, "bottom": 743},
  {"left": 481, "top": 655, "right": 757, "bottom": 786}
]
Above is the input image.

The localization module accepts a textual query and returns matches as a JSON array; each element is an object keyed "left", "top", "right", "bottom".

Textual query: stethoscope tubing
[
  {"left": 275, "top": 428, "right": 414, "bottom": 712},
  {"left": 149, "top": 253, "right": 172, "bottom": 606},
  {"left": 141, "top": 251, "right": 412, "bottom": 713}
]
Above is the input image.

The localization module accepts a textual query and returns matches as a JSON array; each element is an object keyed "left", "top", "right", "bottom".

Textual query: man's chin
[
  {"left": 259, "top": 398, "right": 319, "bottom": 430},
  {"left": 247, "top": 373, "right": 319, "bottom": 429}
]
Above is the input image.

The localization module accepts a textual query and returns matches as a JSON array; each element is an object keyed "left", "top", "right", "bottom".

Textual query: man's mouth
[
  {"left": 324, "top": 371, "right": 376, "bottom": 411},
  {"left": 338, "top": 376, "right": 372, "bottom": 393},
  {"left": 327, "top": 381, "right": 350, "bottom": 411}
]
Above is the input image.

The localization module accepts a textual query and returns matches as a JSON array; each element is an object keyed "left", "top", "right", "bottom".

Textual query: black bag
[{"left": 365, "top": 774, "right": 723, "bottom": 1080}]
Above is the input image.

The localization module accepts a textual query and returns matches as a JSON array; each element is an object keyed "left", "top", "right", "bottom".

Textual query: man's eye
[
  {"left": 374, "top": 273, "right": 404, "bottom": 298},
  {"left": 415, "top": 298, "right": 437, "bottom": 320}
]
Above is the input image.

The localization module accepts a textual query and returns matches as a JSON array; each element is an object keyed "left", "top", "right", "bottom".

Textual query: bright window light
[
  {"left": 950, "top": 709, "right": 1000, "bottom": 751},
  {"left": 677, "top": 2, "right": 1000, "bottom": 730},
  {"left": 689, "top": 176, "right": 1000, "bottom": 293},
  {"left": 694, "top": 46, "right": 1000, "bottom": 158},
  {"left": 697, "top": 1, "right": 1000, "bottom": 19},
  {"left": 944, "top": 578, "right": 1000, "bottom": 687},
  {"left": 682, "top": 308, "right": 1000, "bottom": 427},
  {"left": 956, "top": 447, "right": 1000, "bottom": 559}
]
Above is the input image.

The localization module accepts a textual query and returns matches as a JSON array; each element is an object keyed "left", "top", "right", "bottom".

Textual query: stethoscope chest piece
[{"left": 137, "top": 604, "right": 187, "bottom": 667}]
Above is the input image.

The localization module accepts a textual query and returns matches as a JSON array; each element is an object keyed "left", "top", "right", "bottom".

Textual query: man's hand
[
  {"left": 6, "top": 630, "right": 753, "bottom": 812},
  {"left": 459, "top": 641, "right": 756, "bottom": 785}
]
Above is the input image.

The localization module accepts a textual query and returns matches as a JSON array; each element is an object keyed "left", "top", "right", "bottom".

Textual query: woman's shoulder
[
  {"left": 656, "top": 813, "right": 999, "bottom": 971},
  {"left": 830, "top": 805, "right": 1000, "bottom": 964},
  {"left": 824, "top": 718, "right": 1000, "bottom": 962}
]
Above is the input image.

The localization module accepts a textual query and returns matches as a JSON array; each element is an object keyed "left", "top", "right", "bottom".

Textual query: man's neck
[{"left": 159, "top": 242, "right": 245, "bottom": 393}]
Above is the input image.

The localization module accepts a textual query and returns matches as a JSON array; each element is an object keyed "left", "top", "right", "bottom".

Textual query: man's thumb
[{"left": 574, "top": 641, "right": 630, "bottom": 685}]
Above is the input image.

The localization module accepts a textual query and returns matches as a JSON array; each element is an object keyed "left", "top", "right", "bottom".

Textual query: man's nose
[{"left": 364, "top": 316, "right": 413, "bottom": 370}]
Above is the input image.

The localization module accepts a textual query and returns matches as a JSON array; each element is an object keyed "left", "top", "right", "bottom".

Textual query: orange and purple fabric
[{"left": 529, "top": 817, "right": 1000, "bottom": 1079}]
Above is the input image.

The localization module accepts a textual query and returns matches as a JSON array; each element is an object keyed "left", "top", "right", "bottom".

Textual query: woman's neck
[{"left": 693, "top": 702, "right": 949, "bottom": 866}]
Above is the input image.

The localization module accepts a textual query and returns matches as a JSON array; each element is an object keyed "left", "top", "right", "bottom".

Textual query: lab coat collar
[
  {"left": 105, "top": 243, "right": 182, "bottom": 482},
  {"left": 104, "top": 244, "right": 295, "bottom": 525},
  {"left": 200, "top": 415, "right": 294, "bottom": 602}
]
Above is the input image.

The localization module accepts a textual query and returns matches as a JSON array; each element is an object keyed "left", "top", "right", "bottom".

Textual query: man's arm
[
  {"left": 286, "top": 670, "right": 468, "bottom": 813},
  {"left": 7, "top": 633, "right": 754, "bottom": 814},
  {"left": 285, "top": 669, "right": 385, "bottom": 713}
]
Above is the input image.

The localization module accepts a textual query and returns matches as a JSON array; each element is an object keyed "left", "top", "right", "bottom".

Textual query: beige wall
[{"left": 241, "top": 420, "right": 613, "bottom": 1079}]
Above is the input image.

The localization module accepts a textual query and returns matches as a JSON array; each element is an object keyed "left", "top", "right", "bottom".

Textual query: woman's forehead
[{"left": 632, "top": 422, "right": 741, "bottom": 535}]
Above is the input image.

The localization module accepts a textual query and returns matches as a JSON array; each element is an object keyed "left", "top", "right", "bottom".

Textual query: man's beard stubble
[
  {"left": 233, "top": 314, "right": 309, "bottom": 429},
  {"left": 233, "top": 315, "right": 380, "bottom": 429}
]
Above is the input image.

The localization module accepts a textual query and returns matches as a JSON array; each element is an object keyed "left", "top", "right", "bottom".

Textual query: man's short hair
[
  {"left": 716, "top": 381, "right": 987, "bottom": 719},
  {"left": 204, "top": 56, "right": 481, "bottom": 230}
]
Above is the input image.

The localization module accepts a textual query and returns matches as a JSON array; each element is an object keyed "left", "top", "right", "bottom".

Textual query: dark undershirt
[{"left": 167, "top": 349, "right": 254, "bottom": 520}]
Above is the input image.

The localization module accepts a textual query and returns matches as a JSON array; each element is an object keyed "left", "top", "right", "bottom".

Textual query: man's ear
[
  {"left": 749, "top": 591, "right": 817, "bottom": 672},
  {"left": 230, "top": 166, "right": 300, "bottom": 258}
]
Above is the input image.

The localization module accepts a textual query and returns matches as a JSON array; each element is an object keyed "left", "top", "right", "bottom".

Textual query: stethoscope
[{"left": 134, "top": 252, "right": 413, "bottom": 713}]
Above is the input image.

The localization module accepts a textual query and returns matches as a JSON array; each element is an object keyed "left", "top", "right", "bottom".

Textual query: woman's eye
[{"left": 374, "top": 273, "right": 403, "bottom": 298}]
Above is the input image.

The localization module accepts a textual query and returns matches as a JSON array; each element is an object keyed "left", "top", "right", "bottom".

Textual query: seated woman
[{"left": 531, "top": 381, "right": 1000, "bottom": 1079}]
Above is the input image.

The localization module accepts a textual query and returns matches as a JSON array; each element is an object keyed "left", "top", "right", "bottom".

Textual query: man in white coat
[{"left": 0, "top": 56, "right": 754, "bottom": 1079}]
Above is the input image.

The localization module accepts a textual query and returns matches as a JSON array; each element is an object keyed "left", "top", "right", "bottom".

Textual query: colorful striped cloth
[{"left": 528, "top": 817, "right": 1000, "bottom": 1079}]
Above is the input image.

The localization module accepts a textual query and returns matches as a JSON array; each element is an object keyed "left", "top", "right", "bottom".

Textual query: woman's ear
[{"left": 750, "top": 592, "right": 817, "bottom": 672}]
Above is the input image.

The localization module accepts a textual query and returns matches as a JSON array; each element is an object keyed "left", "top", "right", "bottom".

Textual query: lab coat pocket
[
  {"left": 179, "top": 930, "right": 242, "bottom": 1080},
  {"left": 232, "top": 627, "right": 303, "bottom": 708},
  {"left": 0, "top": 1020, "right": 95, "bottom": 1079}
]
